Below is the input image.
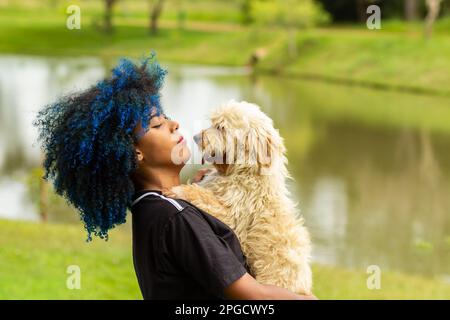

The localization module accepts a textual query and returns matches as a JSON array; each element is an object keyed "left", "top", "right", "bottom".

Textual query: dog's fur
[{"left": 165, "top": 100, "right": 312, "bottom": 294}]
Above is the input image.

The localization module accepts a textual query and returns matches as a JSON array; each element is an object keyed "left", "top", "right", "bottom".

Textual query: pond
[{"left": 0, "top": 54, "right": 449, "bottom": 281}]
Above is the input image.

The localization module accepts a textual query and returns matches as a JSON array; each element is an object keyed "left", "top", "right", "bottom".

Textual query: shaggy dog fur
[{"left": 165, "top": 100, "right": 312, "bottom": 294}]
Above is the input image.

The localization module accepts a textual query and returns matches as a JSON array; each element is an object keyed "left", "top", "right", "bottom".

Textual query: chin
[{"left": 171, "top": 143, "right": 191, "bottom": 165}]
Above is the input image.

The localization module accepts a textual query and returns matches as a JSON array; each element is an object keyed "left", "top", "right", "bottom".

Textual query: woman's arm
[{"left": 224, "top": 273, "right": 317, "bottom": 300}]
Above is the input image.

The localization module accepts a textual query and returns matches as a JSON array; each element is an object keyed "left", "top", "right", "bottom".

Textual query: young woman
[{"left": 34, "top": 54, "right": 316, "bottom": 300}]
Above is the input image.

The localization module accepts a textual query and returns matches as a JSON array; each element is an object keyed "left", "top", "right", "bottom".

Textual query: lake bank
[
  {"left": 257, "top": 26, "right": 450, "bottom": 96},
  {"left": 0, "top": 219, "right": 449, "bottom": 299},
  {"left": 0, "top": 6, "right": 449, "bottom": 96}
]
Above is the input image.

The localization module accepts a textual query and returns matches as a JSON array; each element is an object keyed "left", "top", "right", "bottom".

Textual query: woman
[{"left": 34, "top": 54, "right": 316, "bottom": 300}]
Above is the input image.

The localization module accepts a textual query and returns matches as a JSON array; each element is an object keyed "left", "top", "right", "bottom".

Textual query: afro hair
[{"left": 34, "top": 52, "right": 167, "bottom": 241}]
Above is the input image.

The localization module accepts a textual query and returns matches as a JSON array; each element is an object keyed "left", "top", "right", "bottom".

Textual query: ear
[
  {"left": 135, "top": 147, "right": 144, "bottom": 162},
  {"left": 256, "top": 133, "right": 274, "bottom": 169},
  {"left": 239, "top": 130, "right": 256, "bottom": 166},
  {"left": 224, "top": 132, "right": 240, "bottom": 165},
  {"left": 242, "top": 129, "right": 272, "bottom": 168}
]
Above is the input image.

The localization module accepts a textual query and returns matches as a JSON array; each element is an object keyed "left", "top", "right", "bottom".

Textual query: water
[{"left": 0, "top": 55, "right": 448, "bottom": 279}]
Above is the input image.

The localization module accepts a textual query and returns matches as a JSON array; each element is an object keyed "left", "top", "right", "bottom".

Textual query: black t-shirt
[{"left": 130, "top": 189, "right": 250, "bottom": 300}]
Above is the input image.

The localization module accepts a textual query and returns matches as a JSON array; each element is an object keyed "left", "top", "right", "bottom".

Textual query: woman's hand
[{"left": 191, "top": 168, "right": 212, "bottom": 184}]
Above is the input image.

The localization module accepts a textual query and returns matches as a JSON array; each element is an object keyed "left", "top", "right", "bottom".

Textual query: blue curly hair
[{"left": 34, "top": 53, "right": 167, "bottom": 241}]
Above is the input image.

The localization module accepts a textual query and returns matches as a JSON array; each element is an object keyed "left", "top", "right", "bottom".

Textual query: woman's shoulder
[
  {"left": 130, "top": 189, "right": 220, "bottom": 233},
  {"left": 131, "top": 190, "right": 188, "bottom": 220}
]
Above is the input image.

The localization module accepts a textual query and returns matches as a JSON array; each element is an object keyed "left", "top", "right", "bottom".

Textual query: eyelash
[{"left": 151, "top": 115, "right": 170, "bottom": 128}]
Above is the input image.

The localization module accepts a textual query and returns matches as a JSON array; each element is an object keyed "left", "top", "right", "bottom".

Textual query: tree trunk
[
  {"left": 241, "top": 0, "right": 253, "bottom": 25},
  {"left": 356, "top": 0, "right": 367, "bottom": 23},
  {"left": 425, "top": 0, "right": 442, "bottom": 39},
  {"left": 150, "top": 0, "right": 165, "bottom": 35},
  {"left": 104, "top": 0, "right": 116, "bottom": 33},
  {"left": 405, "top": 0, "right": 419, "bottom": 21}
]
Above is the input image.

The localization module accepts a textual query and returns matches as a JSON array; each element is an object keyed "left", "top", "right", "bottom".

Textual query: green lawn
[
  {"left": 0, "top": 219, "right": 449, "bottom": 299},
  {"left": 0, "top": 5, "right": 449, "bottom": 95},
  {"left": 0, "top": 4, "right": 271, "bottom": 66},
  {"left": 0, "top": 219, "right": 140, "bottom": 299},
  {"left": 258, "top": 26, "right": 450, "bottom": 95}
]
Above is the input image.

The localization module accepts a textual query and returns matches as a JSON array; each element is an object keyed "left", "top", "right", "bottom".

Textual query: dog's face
[{"left": 193, "top": 100, "right": 285, "bottom": 174}]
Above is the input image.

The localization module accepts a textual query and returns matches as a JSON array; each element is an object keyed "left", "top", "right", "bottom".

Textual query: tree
[
  {"left": 356, "top": 0, "right": 368, "bottom": 22},
  {"left": 103, "top": 0, "right": 117, "bottom": 33},
  {"left": 149, "top": 0, "right": 165, "bottom": 34},
  {"left": 252, "top": 0, "right": 329, "bottom": 58},
  {"left": 425, "top": 0, "right": 443, "bottom": 39},
  {"left": 404, "top": 0, "right": 419, "bottom": 20},
  {"left": 317, "top": 0, "right": 427, "bottom": 22},
  {"left": 241, "top": 0, "right": 254, "bottom": 24}
]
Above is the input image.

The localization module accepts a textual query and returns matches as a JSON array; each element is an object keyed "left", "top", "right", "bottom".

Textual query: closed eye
[{"left": 150, "top": 115, "right": 167, "bottom": 128}]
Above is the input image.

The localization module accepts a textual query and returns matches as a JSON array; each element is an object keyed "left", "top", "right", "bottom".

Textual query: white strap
[{"left": 131, "top": 191, "right": 183, "bottom": 211}]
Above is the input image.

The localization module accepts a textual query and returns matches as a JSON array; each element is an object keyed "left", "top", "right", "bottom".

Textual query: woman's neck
[{"left": 135, "top": 167, "right": 181, "bottom": 192}]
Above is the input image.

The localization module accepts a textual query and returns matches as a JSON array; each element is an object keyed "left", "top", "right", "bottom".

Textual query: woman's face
[{"left": 133, "top": 114, "right": 190, "bottom": 169}]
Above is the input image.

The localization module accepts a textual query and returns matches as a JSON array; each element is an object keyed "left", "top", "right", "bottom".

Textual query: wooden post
[
  {"left": 39, "top": 153, "right": 49, "bottom": 223},
  {"left": 39, "top": 173, "right": 49, "bottom": 223}
]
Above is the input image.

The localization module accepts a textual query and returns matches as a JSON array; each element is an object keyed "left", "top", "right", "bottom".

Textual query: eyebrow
[{"left": 150, "top": 113, "right": 167, "bottom": 121}]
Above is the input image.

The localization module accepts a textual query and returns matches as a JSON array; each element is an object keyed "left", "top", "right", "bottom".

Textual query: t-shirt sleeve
[{"left": 163, "top": 207, "right": 247, "bottom": 298}]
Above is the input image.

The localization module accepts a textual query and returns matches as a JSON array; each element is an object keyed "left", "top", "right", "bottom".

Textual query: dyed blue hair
[{"left": 34, "top": 53, "right": 167, "bottom": 241}]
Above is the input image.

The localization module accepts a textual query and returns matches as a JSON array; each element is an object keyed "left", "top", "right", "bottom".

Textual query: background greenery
[
  {"left": 0, "top": 0, "right": 449, "bottom": 300},
  {"left": 0, "top": 0, "right": 448, "bottom": 94}
]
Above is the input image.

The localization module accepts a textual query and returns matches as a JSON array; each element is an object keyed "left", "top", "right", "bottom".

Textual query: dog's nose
[{"left": 193, "top": 132, "right": 202, "bottom": 145}]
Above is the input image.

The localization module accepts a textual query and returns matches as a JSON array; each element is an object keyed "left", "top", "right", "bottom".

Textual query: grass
[
  {"left": 0, "top": 219, "right": 140, "bottom": 299},
  {"left": 0, "top": 4, "right": 268, "bottom": 65},
  {"left": 1, "top": 4, "right": 450, "bottom": 95},
  {"left": 258, "top": 24, "right": 450, "bottom": 95},
  {"left": 0, "top": 218, "right": 449, "bottom": 299}
]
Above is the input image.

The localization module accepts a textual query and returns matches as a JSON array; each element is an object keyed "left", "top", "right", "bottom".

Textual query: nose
[
  {"left": 193, "top": 132, "right": 202, "bottom": 145},
  {"left": 170, "top": 119, "right": 179, "bottom": 132}
]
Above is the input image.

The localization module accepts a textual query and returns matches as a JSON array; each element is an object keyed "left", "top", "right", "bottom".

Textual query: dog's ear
[
  {"left": 239, "top": 128, "right": 273, "bottom": 170},
  {"left": 256, "top": 133, "right": 274, "bottom": 169},
  {"left": 256, "top": 128, "right": 286, "bottom": 175},
  {"left": 226, "top": 128, "right": 244, "bottom": 166},
  {"left": 225, "top": 134, "right": 239, "bottom": 165}
]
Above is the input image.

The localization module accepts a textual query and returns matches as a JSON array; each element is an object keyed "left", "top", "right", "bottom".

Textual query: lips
[{"left": 177, "top": 136, "right": 184, "bottom": 144}]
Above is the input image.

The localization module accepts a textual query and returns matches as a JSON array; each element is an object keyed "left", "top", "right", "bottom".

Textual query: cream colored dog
[{"left": 165, "top": 100, "right": 312, "bottom": 294}]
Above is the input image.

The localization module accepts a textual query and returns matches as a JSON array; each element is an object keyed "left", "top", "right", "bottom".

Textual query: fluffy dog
[{"left": 165, "top": 100, "right": 312, "bottom": 294}]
